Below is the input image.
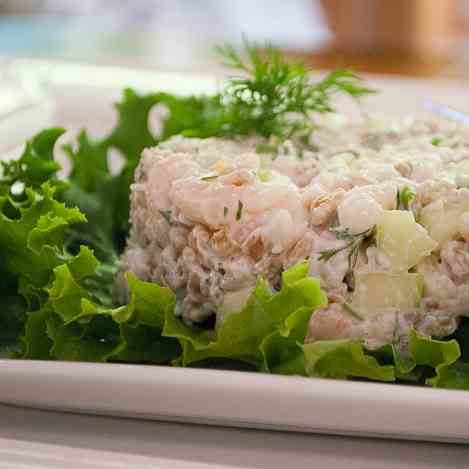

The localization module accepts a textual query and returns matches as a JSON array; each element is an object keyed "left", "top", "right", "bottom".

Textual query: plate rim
[{"left": 2, "top": 359, "right": 469, "bottom": 443}]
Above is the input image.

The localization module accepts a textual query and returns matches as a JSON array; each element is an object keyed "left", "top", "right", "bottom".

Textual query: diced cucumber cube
[
  {"left": 376, "top": 210, "right": 437, "bottom": 271},
  {"left": 351, "top": 272, "right": 424, "bottom": 315}
]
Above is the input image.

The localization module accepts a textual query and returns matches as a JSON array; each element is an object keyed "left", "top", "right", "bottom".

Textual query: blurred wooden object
[
  {"left": 312, "top": 0, "right": 459, "bottom": 76},
  {"left": 296, "top": 47, "right": 453, "bottom": 76}
]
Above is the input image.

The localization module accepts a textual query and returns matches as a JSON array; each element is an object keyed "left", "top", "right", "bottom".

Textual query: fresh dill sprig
[
  {"left": 215, "top": 39, "right": 375, "bottom": 145},
  {"left": 318, "top": 226, "right": 375, "bottom": 273},
  {"left": 236, "top": 200, "right": 244, "bottom": 221},
  {"left": 153, "top": 41, "right": 374, "bottom": 151}
]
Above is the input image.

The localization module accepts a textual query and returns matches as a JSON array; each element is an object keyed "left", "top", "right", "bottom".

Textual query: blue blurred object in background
[
  {"left": 0, "top": 15, "right": 71, "bottom": 55},
  {"left": 0, "top": 0, "right": 331, "bottom": 71}
]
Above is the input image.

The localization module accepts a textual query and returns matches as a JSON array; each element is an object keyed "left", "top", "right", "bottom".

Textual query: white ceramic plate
[
  {"left": 0, "top": 61, "right": 54, "bottom": 154},
  {"left": 2, "top": 61, "right": 469, "bottom": 444},
  {"left": 2, "top": 359, "right": 469, "bottom": 443}
]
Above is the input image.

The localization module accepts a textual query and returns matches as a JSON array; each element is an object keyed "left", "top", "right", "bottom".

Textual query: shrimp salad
[
  {"left": 4, "top": 43, "right": 469, "bottom": 388},
  {"left": 121, "top": 115, "right": 469, "bottom": 361}
]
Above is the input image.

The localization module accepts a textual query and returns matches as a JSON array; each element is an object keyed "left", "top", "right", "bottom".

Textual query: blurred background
[
  {"left": 1, "top": 0, "right": 469, "bottom": 77},
  {"left": 2, "top": 0, "right": 469, "bottom": 154}
]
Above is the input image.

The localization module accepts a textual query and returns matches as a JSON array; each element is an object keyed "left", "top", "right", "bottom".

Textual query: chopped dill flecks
[
  {"left": 159, "top": 209, "right": 172, "bottom": 225},
  {"left": 396, "top": 186, "right": 416, "bottom": 211},
  {"left": 236, "top": 200, "right": 243, "bottom": 221}
]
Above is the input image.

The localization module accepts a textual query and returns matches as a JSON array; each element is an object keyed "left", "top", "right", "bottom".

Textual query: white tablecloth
[{"left": 1, "top": 404, "right": 469, "bottom": 469}]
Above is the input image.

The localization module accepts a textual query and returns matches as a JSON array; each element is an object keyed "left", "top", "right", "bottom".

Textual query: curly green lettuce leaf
[
  {"left": 45, "top": 312, "right": 121, "bottom": 362},
  {"left": 20, "top": 306, "right": 55, "bottom": 359},
  {"left": 258, "top": 263, "right": 329, "bottom": 374},
  {"left": 64, "top": 130, "right": 108, "bottom": 194},
  {"left": 261, "top": 315, "right": 394, "bottom": 381},
  {"left": 259, "top": 331, "right": 306, "bottom": 375},
  {"left": 371, "top": 345, "right": 420, "bottom": 383},
  {"left": 406, "top": 329, "right": 462, "bottom": 388},
  {"left": 155, "top": 93, "right": 225, "bottom": 140},
  {"left": 63, "top": 90, "right": 164, "bottom": 257},
  {"left": 45, "top": 246, "right": 99, "bottom": 323},
  {"left": 0, "top": 183, "right": 86, "bottom": 291},
  {"left": 21, "top": 247, "right": 180, "bottom": 363},
  {"left": 62, "top": 131, "right": 124, "bottom": 258},
  {"left": 18, "top": 246, "right": 104, "bottom": 361},
  {"left": 427, "top": 362, "right": 469, "bottom": 389},
  {"left": 302, "top": 339, "right": 395, "bottom": 382},
  {"left": 105, "top": 88, "right": 159, "bottom": 161},
  {"left": 62, "top": 131, "right": 117, "bottom": 259},
  {"left": 47, "top": 265, "right": 179, "bottom": 363},
  {"left": 409, "top": 329, "right": 460, "bottom": 371},
  {"left": 451, "top": 318, "right": 469, "bottom": 361},
  {"left": 104, "top": 89, "right": 161, "bottom": 240},
  {"left": 429, "top": 320, "right": 469, "bottom": 389},
  {"left": 0, "top": 290, "right": 27, "bottom": 354},
  {"left": 0, "top": 130, "right": 87, "bottom": 353},
  {"left": 375, "top": 329, "right": 461, "bottom": 383},
  {"left": 164, "top": 262, "right": 327, "bottom": 368},
  {"left": 0, "top": 128, "right": 64, "bottom": 192},
  {"left": 263, "top": 327, "right": 458, "bottom": 383}
]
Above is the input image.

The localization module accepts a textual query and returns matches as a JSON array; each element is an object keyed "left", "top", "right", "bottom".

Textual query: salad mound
[{"left": 1, "top": 42, "right": 469, "bottom": 390}]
